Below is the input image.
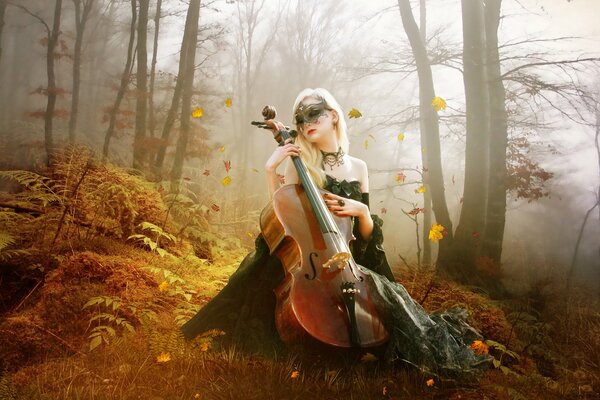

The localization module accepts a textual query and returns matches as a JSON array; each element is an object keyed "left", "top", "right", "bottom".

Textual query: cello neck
[{"left": 278, "top": 129, "right": 338, "bottom": 235}]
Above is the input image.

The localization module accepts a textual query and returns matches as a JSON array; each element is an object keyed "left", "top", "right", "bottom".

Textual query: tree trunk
[
  {"left": 102, "top": 0, "right": 137, "bottom": 160},
  {"left": 133, "top": 0, "right": 149, "bottom": 170},
  {"left": 154, "top": 1, "right": 193, "bottom": 177},
  {"left": 446, "top": 0, "right": 490, "bottom": 279},
  {"left": 419, "top": 0, "right": 432, "bottom": 266},
  {"left": 0, "top": 0, "right": 7, "bottom": 67},
  {"left": 170, "top": 0, "right": 200, "bottom": 184},
  {"left": 45, "top": 0, "right": 63, "bottom": 164},
  {"left": 68, "top": 0, "right": 93, "bottom": 143},
  {"left": 397, "top": 0, "right": 453, "bottom": 264},
  {"left": 482, "top": 0, "right": 508, "bottom": 263},
  {"left": 148, "top": 0, "right": 162, "bottom": 138}
]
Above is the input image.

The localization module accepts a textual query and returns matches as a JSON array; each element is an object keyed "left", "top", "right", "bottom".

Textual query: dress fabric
[{"left": 181, "top": 176, "right": 490, "bottom": 379}]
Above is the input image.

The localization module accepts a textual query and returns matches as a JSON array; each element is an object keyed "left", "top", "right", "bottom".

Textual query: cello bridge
[{"left": 322, "top": 252, "right": 351, "bottom": 270}]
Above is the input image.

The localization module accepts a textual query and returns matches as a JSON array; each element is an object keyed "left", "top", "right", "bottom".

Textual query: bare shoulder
[
  {"left": 348, "top": 155, "right": 368, "bottom": 176},
  {"left": 347, "top": 155, "right": 369, "bottom": 191}
]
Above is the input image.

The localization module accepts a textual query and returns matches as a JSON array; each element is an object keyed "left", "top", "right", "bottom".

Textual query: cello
[{"left": 252, "top": 106, "right": 389, "bottom": 349}]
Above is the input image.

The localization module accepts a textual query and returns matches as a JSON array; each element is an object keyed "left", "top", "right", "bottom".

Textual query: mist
[{"left": 0, "top": 0, "right": 599, "bottom": 294}]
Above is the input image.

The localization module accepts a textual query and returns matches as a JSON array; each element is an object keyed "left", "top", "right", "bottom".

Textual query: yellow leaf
[
  {"left": 225, "top": 97, "right": 232, "bottom": 108},
  {"left": 417, "top": 186, "right": 426, "bottom": 193},
  {"left": 363, "top": 139, "right": 369, "bottom": 150},
  {"left": 428, "top": 223, "right": 445, "bottom": 243},
  {"left": 348, "top": 108, "right": 362, "bottom": 119},
  {"left": 247, "top": 232, "right": 254, "bottom": 238},
  {"left": 200, "top": 342, "right": 210, "bottom": 352},
  {"left": 290, "top": 370, "right": 300, "bottom": 379},
  {"left": 251, "top": 168, "right": 259, "bottom": 173},
  {"left": 426, "top": 378, "right": 435, "bottom": 387},
  {"left": 156, "top": 352, "right": 171, "bottom": 363},
  {"left": 397, "top": 132, "right": 405, "bottom": 141},
  {"left": 431, "top": 96, "right": 447, "bottom": 112},
  {"left": 158, "top": 280, "right": 169, "bottom": 292},
  {"left": 360, "top": 352, "right": 378, "bottom": 362},
  {"left": 222, "top": 176, "right": 231, "bottom": 186},
  {"left": 470, "top": 340, "right": 489, "bottom": 355},
  {"left": 192, "top": 106, "right": 204, "bottom": 118}
]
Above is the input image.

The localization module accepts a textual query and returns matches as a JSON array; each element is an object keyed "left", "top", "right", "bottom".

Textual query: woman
[{"left": 182, "top": 88, "right": 489, "bottom": 379}]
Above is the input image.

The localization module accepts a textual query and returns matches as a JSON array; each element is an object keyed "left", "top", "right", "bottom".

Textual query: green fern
[{"left": 83, "top": 296, "right": 135, "bottom": 351}]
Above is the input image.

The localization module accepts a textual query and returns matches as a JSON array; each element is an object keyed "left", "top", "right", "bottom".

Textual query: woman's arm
[{"left": 263, "top": 120, "right": 300, "bottom": 198}]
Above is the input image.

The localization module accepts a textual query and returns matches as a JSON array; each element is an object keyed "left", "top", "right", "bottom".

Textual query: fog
[{"left": 0, "top": 0, "right": 598, "bottom": 293}]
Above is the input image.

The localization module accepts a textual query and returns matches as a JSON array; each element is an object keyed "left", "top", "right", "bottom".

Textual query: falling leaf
[
  {"left": 223, "top": 160, "right": 231, "bottom": 173},
  {"left": 156, "top": 352, "right": 171, "bottom": 363},
  {"left": 203, "top": 169, "right": 210, "bottom": 176},
  {"left": 470, "top": 340, "right": 489, "bottom": 355},
  {"left": 290, "top": 370, "right": 300, "bottom": 379},
  {"left": 219, "top": 146, "right": 225, "bottom": 153},
  {"left": 368, "top": 133, "right": 376, "bottom": 141},
  {"left": 426, "top": 378, "right": 435, "bottom": 387},
  {"left": 360, "top": 352, "right": 378, "bottom": 362},
  {"left": 225, "top": 97, "right": 233, "bottom": 108},
  {"left": 192, "top": 106, "right": 204, "bottom": 118},
  {"left": 381, "top": 207, "right": 387, "bottom": 214},
  {"left": 158, "top": 280, "right": 169, "bottom": 292},
  {"left": 428, "top": 223, "right": 445, "bottom": 243},
  {"left": 363, "top": 139, "right": 369, "bottom": 150},
  {"left": 251, "top": 168, "right": 259, "bottom": 173},
  {"left": 416, "top": 186, "right": 426, "bottom": 193},
  {"left": 395, "top": 172, "right": 406, "bottom": 183},
  {"left": 431, "top": 96, "right": 447, "bottom": 112},
  {"left": 222, "top": 176, "right": 231, "bottom": 186},
  {"left": 211, "top": 204, "right": 220, "bottom": 212},
  {"left": 247, "top": 232, "right": 254, "bottom": 238},
  {"left": 200, "top": 342, "right": 210, "bottom": 352},
  {"left": 397, "top": 133, "right": 405, "bottom": 141},
  {"left": 348, "top": 108, "right": 362, "bottom": 119}
]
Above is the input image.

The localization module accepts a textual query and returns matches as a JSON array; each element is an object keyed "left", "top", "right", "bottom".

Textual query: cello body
[{"left": 260, "top": 183, "right": 389, "bottom": 348}]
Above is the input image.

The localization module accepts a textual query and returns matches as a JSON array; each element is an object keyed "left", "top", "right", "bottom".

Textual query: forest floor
[{"left": 0, "top": 149, "right": 598, "bottom": 399}]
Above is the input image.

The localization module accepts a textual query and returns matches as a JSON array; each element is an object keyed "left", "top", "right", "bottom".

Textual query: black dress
[{"left": 182, "top": 176, "right": 490, "bottom": 379}]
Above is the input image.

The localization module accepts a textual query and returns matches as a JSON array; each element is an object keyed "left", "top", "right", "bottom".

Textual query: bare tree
[
  {"left": 170, "top": 0, "right": 200, "bottom": 184},
  {"left": 397, "top": 0, "right": 454, "bottom": 269},
  {"left": 12, "top": 0, "right": 65, "bottom": 163},
  {"left": 102, "top": 0, "right": 137, "bottom": 159},
  {"left": 133, "top": 0, "right": 149, "bottom": 170},
  {"left": 68, "top": 0, "right": 95, "bottom": 143},
  {"left": 0, "top": 0, "right": 6, "bottom": 67},
  {"left": 148, "top": 0, "right": 162, "bottom": 137}
]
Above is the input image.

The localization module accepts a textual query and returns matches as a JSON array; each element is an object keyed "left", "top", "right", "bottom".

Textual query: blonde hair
[{"left": 292, "top": 88, "right": 349, "bottom": 188}]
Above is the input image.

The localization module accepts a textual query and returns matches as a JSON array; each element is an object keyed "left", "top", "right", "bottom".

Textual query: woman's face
[{"left": 295, "top": 97, "right": 337, "bottom": 144}]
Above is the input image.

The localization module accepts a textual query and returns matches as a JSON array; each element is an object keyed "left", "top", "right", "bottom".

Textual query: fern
[
  {"left": 0, "top": 375, "right": 17, "bottom": 400},
  {"left": 83, "top": 296, "right": 135, "bottom": 351},
  {"left": 0, "top": 232, "right": 15, "bottom": 251}
]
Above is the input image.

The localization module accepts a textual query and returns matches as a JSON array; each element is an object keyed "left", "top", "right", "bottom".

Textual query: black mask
[{"left": 294, "top": 100, "right": 329, "bottom": 126}]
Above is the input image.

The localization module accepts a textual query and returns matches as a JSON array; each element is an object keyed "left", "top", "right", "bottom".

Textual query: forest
[{"left": 0, "top": 0, "right": 599, "bottom": 398}]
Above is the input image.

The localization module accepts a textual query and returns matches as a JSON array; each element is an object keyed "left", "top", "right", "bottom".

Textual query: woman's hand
[
  {"left": 264, "top": 119, "right": 300, "bottom": 172},
  {"left": 323, "top": 193, "right": 368, "bottom": 219},
  {"left": 324, "top": 192, "right": 373, "bottom": 241}
]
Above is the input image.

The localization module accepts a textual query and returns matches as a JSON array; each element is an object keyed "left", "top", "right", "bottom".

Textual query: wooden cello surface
[{"left": 260, "top": 183, "right": 389, "bottom": 348}]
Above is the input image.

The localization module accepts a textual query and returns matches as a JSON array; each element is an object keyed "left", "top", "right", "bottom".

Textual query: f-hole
[{"left": 305, "top": 252, "right": 318, "bottom": 280}]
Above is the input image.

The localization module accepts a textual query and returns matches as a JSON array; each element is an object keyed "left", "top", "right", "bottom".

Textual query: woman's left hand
[{"left": 323, "top": 192, "right": 368, "bottom": 219}]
